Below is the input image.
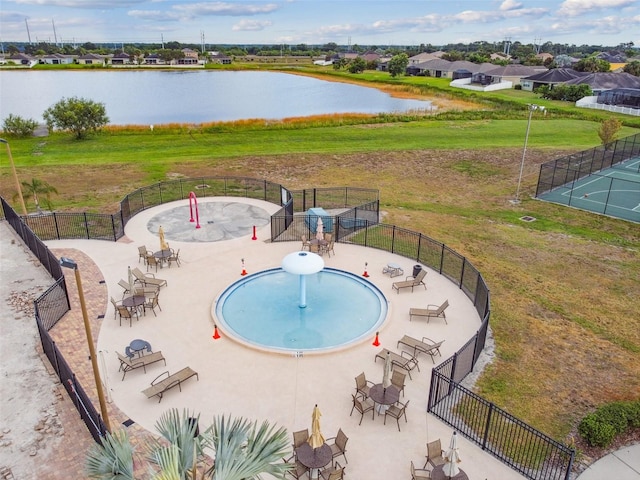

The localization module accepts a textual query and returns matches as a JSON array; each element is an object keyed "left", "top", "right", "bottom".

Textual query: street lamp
[
  {"left": 513, "top": 104, "right": 545, "bottom": 204},
  {"left": 60, "top": 257, "right": 111, "bottom": 432},
  {"left": 0, "top": 138, "right": 28, "bottom": 216}
]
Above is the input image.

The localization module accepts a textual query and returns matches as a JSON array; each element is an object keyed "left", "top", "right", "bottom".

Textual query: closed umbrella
[
  {"left": 316, "top": 216, "right": 324, "bottom": 241},
  {"left": 127, "top": 265, "right": 135, "bottom": 293},
  {"left": 159, "top": 225, "right": 168, "bottom": 251},
  {"left": 382, "top": 351, "right": 392, "bottom": 389},
  {"left": 443, "top": 431, "right": 462, "bottom": 478},
  {"left": 309, "top": 404, "right": 325, "bottom": 449}
]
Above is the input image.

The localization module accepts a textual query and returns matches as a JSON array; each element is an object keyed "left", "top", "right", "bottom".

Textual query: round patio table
[
  {"left": 431, "top": 464, "right": 468, "bottom": 480},
  {"left": 154, "top": 249, "right": 172, "bottom": 267},
  {"left": 295, "top": 442, "right": 331, "bottom": 478}
]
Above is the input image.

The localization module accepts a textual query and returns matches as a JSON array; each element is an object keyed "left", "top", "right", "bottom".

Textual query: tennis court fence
[{"left": 535, "top": 132, "right": 640, "bottom": 197}]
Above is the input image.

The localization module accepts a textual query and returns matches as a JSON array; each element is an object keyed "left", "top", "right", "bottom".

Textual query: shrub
[
  {"left": 578, "top": 400, "right": 640, "bottom": 447},
  {"left": 2, "top": 114, "right": 39, "bottom": 137}
]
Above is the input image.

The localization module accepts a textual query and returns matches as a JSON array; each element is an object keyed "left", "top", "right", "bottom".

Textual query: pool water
[{"left": 214, "top": 268, "right": 388, "bottom": 353}]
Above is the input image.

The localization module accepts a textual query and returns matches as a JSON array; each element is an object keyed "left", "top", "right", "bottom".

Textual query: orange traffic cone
[
  {"left": 213, "top": 325, "right": 221, "bottom": 340},
  {"left": 372, "top": 331, "right": 380, "bottom": 346},
  {"left": 363, "top": 262, "right": 370, "bottom": 278},
  {"left": 241, "top": 258, "right": 247, "bottom": 276}
]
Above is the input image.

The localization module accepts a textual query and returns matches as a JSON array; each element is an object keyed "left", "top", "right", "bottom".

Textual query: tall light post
[
  {"left": 0, "top": 138, "right": 28, "bottom": 216},
  {"left": 513, "top": 104, "right": 545, "bottom": 204},
  {"left": 60, "top": 257, "right": 111, "bottom": 432}
]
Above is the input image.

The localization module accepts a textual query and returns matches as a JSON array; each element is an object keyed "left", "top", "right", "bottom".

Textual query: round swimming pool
[{"left": 214, "top": 268, "right": 388, "bottom": 353}]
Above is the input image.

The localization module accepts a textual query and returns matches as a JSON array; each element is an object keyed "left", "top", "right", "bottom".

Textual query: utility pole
[
  {"left": 512, "top": 104, "right": 545, "bottom": 204},
  {"left": 25, "top": 18, "right": 32, "bottom": 44},
  {"left": 52, "top": 19, "right": 58, "bottom": 46}
]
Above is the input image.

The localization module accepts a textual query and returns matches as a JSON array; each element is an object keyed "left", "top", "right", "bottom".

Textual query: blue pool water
[{"left": 214, "top": 268, "right": 388, "bottom": 353}]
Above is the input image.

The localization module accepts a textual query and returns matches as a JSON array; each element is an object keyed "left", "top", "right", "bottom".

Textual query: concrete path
[{"left": 577, "top": 444, "right": 640, "bottom": 480}]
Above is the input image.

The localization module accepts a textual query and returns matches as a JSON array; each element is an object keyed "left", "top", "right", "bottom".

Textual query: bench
[
  {"left": 117, "top": 351, "right": 166, "bottom": 380},
  {"left": 142, "top": 367, "right": 199, "bottom": 403}
]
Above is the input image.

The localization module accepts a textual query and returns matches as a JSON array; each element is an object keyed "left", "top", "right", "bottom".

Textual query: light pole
[
  {"left": 513, "top": 104, "right": 545, "bottom": 204},
  {"left": 60, "top": 257, "right": 111, "bottom": 432},
  {"left": 0, "top": 138, "right": 28, "bottom": 216}
]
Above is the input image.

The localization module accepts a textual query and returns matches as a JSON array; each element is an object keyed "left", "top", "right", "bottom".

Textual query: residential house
[
  {"left": 111, "top": 52, "right": 132, "bottom": 65},
  {"left": 407, "top": 52, "right": 440, "bottom": 65},
  {"left": 144, "top": 53, "right": 165, "bottom": 65},
  {"left": 476, "top": 64, "right": 547, "bottom": 87},
  {"left": 77, "top": 53, "right": 106, "bottom": 66},
  {"left": 7, "top": 53, "right": 37, "bottom": 67},
  {"left": 39, "top": 53, "right": 75, "bottom": 65},
  {"left": 521, "top": 68, "right": 588, "bottom": 92},
  {"left": 209, "top": 52, "right": 232, "bottom": 64},
  {"left": 178, "top": 48, "right": 199, "bottom": 65},
  {"left": 565, "top": 72, "right": 640, "bottom": 94}
]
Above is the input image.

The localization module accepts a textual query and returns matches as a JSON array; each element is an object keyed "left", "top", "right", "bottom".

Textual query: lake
[{"left": 0, "top": 70, "right": 433, "bottom": 126}]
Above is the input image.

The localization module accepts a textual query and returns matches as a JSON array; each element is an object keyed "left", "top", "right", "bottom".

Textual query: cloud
[
  {"left": 232, "top": 19, "right": 272, "bottom": 32},
  {"left": 172, "top": 2, "right": 279, "bottom": 17},
  {"left": 14, "top": 0, "right": 146, "bottom": 8},
  {"left": 558, "top": 0, "right": 636, "bottom": 17},
  {"left": 500, "top": 0, "right": 523, "bottom": 11}
]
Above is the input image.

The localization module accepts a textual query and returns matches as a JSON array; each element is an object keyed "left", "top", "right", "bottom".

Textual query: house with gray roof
[{"left": 521, "top": 68, "right": 588, "bottom": 91}]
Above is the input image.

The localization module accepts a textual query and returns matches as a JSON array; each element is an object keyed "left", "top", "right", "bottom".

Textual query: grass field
[{"left": 1, "top": 70, "right": 639, "bottom": 455}]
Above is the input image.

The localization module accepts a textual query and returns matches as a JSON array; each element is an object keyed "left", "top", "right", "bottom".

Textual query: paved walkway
[{"left": 576, "top": 444, "right": 640, "bottom": 480}]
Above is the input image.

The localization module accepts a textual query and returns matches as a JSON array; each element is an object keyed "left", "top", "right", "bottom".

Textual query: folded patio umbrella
[
  {"left": 316, "top": 216, "right": 324, "bottom": 241},
  {"left": 382, "top": 350, "right": 392, "bottom": 389},
  {"left": 127, "top": 266, "right": 134, "bottom": 292},
  {"left": 443, "top": 431, "right": 462, "bottom": 478},
  {"left": 159, "top": 225, "right": 168, "bottom": 251},
  {"left": 309, "top": 404, "right": 325, "bottom": 449}
]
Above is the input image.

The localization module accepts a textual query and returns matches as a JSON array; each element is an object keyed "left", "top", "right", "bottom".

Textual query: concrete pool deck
[{"left": 45, "top": 197, "right": 525, "bottom": 480}]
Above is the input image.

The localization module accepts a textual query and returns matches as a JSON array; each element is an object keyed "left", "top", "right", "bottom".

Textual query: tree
[
  {"left": 2, "top": 114, "right": 39, "bottom": 137},
  {"left": 43, "top": 97, "right": 109, "bottom": 139},
  {"left": 598, "top": 118, "right": 622, "bottom": 148},
  {"left": 348, "top": 57, "right": 366, "bottom": 73},
  {"left": 623, "top": 60, "right": 640, "bottom": 77},
  {"left": 18, "top": 178, "right": 58, "bottom": 211},
  {"left": 85, "top": 409, "right": 291, "bottom": 480},
  {"left": 387, "top": 53, "right": 409, "bottom": 77},
  {"left": 574, "top": 56, "right": 610, "bottom": 72}
]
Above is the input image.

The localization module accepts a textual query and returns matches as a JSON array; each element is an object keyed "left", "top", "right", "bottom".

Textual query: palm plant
[
  {"left": 17, "top": 177, "right": 58, "bottom": 211},
  {"left": 84, "top": 409, "right": 292, "bottom": 480}
]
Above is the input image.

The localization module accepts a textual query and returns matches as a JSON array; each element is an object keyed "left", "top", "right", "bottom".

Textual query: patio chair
[
  {"left": 142, "top": 367, "right": 199, "bottom": 403},
  {"left": 350, "top": 394, "right": 375, "bottom": 425},
  {"left": 324, "top": 233, "right": 332, "bottom": 243},
  {"left": 116, "top": 304, "right": 137, "bottom": 327},
  {"left": 309, "top": 243, "right": 322, "bottom": 255},
  {"left": 319, "top": 461, "right": 345, "bottom": 480},
  {"left": 391, "top": 269, "right": 427, "bottom": 294},
  {"left": 110, "top": 296, "right": 123, "bottom": 319},
  {"left": 282, "top": 454, "right": 309, "bottom": 479},
  {"left": 168, "top": 248, "right": 181, "bottom": 268},
  {"left": 411, "top": 460, "right": 432, "bottom": 480},
  {"left": 409, "top": 299, "right": 449, "bottom": 324},
  {"left": 143, "top": 293, "right": 161, "bottom": 317},
  {"left": 384, "top": 399, "right": 410, "bottom": 431},
  {"left": 300, "top": 235, "right": 310, "bottom": 251},
  {"left": 375, "top": 349, "right": 420, "bottom": 379},
  {"left": 391, "top": 369, "right": 406, "bottom": 397},
  {"left": 132, "top": 267, "right": 167, "bottom": 289},
  {"left": 145, "top": 254, "right": 160, "bottom": 272},
  {"left": 424, "top": 439, "right": 445, "bottom": 469},
  {"left": 322, "top": 239, "right": 335, "bottom": 257},
  {"left": 355, "top": 372, "right": 374, "bottom": 399},
  {"left": 138, "top": 245, "right": 150, "bottom": 264},
  {"left": 326, "top": 428, "right": 348, "bottom": 465},
  {"left": 292, "top": 429, "right": 309, "bottom": 449},
  {"left": 397, "top": 336, "right": 444, "bottom": 363}
]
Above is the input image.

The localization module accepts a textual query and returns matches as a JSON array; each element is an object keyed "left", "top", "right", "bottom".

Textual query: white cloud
[
  {"left": 500, "top": 0, "right": 523, "bottom": 11},
  {"left": 558, "top": 0, "right": 636, "bottom": 17},
  {"left": 232, "top": 19, "right": 272, "bottom": 32},
  {"left": 15, "top": 0, "right": 146, "bottom": 8},
  {"left": 172, "top": 2, "right": 279, "bottom": 17}
]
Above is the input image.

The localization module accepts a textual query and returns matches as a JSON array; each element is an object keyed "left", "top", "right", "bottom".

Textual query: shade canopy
[{"left": 281, "top": 251, "right": 324, "bottom": 275}]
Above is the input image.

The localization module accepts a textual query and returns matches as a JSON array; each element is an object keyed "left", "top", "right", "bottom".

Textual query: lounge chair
[
  {"left": 409, "top": 299, "right": 449, "bottom": 323},
  {"left": 116, "top": 351, "right": 166, "bottom": 380},
  {"left": 411, "top": 461, "right": 431, "bottom": 480},
  {"left": 424, "top": 439, "right": 445, "bottom": 469},
  {"left": 392, "top": 269, "right": 427, "bottom": 294},
  {"left": 350, "top": 394, "right": 375, "bottom": 425},
  {"left": 326, "top": 428, "right": 348, "bottom": 464},
  {"left": 118, "top": 279, "right": 131, "bottom": 295},
  {"left": 375, "top": 349, "right": 420, "bottom": 379},
  {"left": 142, "top": 367, "right": 199, "bottom": 403},
  {"left": 397, "top": 336, "right": 444, "bottom": 363},
  {"left": 132, "top": 267, "right": 167, "bottom": 289},
  {"left": 384, "top": 399, "right": 410, "bottom": 431},
  {"left": 355, "top": 372, "right": 374, "bottom": 399}
]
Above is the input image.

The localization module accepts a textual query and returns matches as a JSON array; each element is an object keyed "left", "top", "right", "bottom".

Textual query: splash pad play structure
[{"left": 214, "top": 264, "right": 388, "bottom": 353}]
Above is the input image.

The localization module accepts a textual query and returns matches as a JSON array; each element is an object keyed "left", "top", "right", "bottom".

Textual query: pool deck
[{"left": 46, "top": 197, "right": 525, "bottom": 480}]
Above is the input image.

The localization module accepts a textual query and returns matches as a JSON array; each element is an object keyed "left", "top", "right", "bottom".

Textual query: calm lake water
[{"left": 0, "top": 70, "right": 432, "bottom": 125}]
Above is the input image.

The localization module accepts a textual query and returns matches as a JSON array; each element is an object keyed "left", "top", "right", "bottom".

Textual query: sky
[{"left": 0, "top": 0, "right": 638, "bottom": 48}]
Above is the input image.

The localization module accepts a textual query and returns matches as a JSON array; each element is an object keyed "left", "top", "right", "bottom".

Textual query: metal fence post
[{"left": 482, "top": 402, "right": 494, "bottom": 450}]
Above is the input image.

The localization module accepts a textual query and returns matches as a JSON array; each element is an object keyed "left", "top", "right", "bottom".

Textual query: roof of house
[
  {"left": 523, "top": 68, "right": 588, "bottom": 83},
  {"left": 564, "top": 72, "right": 640, "bottom": 90},
  {"left": 484, "top": 64, "right": 547, "bottom": 77}
]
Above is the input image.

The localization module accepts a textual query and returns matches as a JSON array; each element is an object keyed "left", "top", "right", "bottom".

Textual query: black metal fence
[
  {"left": 535, "top": 132, "right": 640, "bottom": 197},
  {"left": 429, "top": 370, "right": 574, "bottom": 480}
]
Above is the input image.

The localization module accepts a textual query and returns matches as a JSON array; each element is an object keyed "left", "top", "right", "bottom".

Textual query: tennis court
[{"left": 537, "top": 157, "right": 640, "bottom": 223}]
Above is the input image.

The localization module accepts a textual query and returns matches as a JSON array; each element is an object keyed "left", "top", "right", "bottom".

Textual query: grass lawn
[{"left": 1, "top": 70, "right": 639, "bottom": 452}]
